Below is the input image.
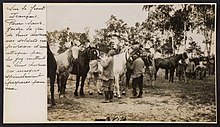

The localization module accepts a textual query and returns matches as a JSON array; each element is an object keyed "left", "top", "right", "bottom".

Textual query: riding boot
[{"left": 101, "top": 91, "right": 109, "bottom": 103}]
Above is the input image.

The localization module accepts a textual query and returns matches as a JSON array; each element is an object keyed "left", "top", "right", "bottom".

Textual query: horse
[
  {"left": 154, "top": 52, "right": 188, "bottom": 83},
  {"left": 112, "top": 45, "right": 140, "bottom": 98},
  {"left": 70, "top": 46, "right": 99, "bottom": 97},
  {"left": 47, "top": 43, "right": 57, "bottom": 105},
  {"left": 55, "top": 45, "right": 80, "bottom": 97}
]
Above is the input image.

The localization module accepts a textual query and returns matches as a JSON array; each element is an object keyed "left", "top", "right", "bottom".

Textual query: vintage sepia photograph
[{"left": 46, "top": 3, "right": 216, "bottom": 122}]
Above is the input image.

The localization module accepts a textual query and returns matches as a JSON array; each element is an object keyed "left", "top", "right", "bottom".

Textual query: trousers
[{"left": 132, "top": 75, "right": 143, "bottom": 96}]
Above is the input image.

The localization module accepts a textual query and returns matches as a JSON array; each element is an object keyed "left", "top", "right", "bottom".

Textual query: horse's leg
[
  {"left": 114, "top": 75, "right": 121, "bottom": 99},
  {"left": 59, "top": 75, "right": 65, "bottom": 97},
  {"left": 204, "top": 68, "right": 206, "bottom": 78},
  {"left": 58, "top": 74, "right": 63, "bottom": 98},
  {"left": 126, "top": 69, "right": 131, "bottom": 88},
  {"left": 149, "top": 71, "right": 152, "bottom": 82},
  {"left": 87, "top": 78, "right": 92, "bottom": 95},
  {"left": 74, "top": 75, "right": 80, "bottom": 96},
  {"left": 154, "top": 67, "right": 159, "bottom": 80},
  {"left": 63, "top": 73, "right": 69, "bottom": 97},
  {"left": 50, "top": 74, "right": 56, "bottom": 105},
  {"left": 57, "top": 74, "right": 60, "bottom": 92},
  {"left": 169, "top": 69, "right": 171, "bottom": 82},
  {"left": 119, "top": 74, "right": 125, "bottom": 95},
  {"left": 165, "top": 69, "right": 168, "bottom": 80},
  {"left": 170, "top": 69, "right": 175, "bottom": 83},
  {"left": 80, "top": 74, "right": 86, "bottom": 96}
]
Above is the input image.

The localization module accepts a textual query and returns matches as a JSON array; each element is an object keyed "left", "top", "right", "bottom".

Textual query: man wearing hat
[
  {"left": 99, "top": 49, "right": 116, "bottom": 102},
  {"left": 130, "top": 53, "right": 145, "bottom": 98}
]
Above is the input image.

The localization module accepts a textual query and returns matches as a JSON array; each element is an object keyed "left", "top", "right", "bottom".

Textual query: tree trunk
[
  {"left": 184, "top": 22, "right": 187, "bottom": 50},
  {"left": 171, "top": 30, "right": 175, "bottom": 55},
  {"left": 152, "top": 49, "right": 156, "bottom": 86}
]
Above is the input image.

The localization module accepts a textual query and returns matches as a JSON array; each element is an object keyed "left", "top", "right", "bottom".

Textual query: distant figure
[
  {"left": 130, "top": 54, "right": 145, "bottom": 98},
  {"left": 185, "top": 59, "right": 195, "bottom": 82},
  {"left": 176, "top": 60, "right": 186, "bottom": 81},
  {"left": 99, "top": 50, "right": 116, "bottom": 103},
  {"left": 195, "top": 61, "right": 207, "bottom": 80}
]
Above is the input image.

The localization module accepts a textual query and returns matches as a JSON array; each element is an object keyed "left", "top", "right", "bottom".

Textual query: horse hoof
[
  {"left": 74, "top": 92, "right": 79, "bottom": 96},
  {"left": 80, "top": 93, "right": 85, "bottom": 97},
  {"left": 118, "top": 96, "right": 122, "bottom": 99},
  {"left": 89, "top": 92, "right": 93, "bottom": 95},
  {"left": 51, "top": 102, "right": 56, "bottom": 106},
  {"left": 98, "top": 92, "right": 103, "bottom": 95},
  {"left": 122, "top": 91, "right": 126, "bottom": 95},
  {"left": 60, "top": 95, "right": 64, "bottom": 98},
  {"left": 114, "top": 94, "right": 117, "bottom": 97}
]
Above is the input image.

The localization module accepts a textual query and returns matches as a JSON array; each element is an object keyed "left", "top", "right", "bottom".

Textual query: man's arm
[{"left": 130, "top": 60, "right": 136, "bottom": 70}]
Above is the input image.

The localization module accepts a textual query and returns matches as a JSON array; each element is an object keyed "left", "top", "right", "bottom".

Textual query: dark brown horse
[
  {"left": 47, "top": 43, "right": 57, "bottom": 105},
  {"left": 70, "top": 46, "right": 99, "bottom": 96},
  {"left": 154, "top": 52, "right": 188, "bottom": 83}
]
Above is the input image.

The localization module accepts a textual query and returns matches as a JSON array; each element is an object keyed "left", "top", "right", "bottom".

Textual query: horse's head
[
  {"left": 69, "top": 46, "right": 80, "bottom": 60},
  {"left": 86, "top": 47, "right": 99, "bottom": 61},
  {"left": 182, "top": 52, "right": 188, "bottom": 60},
  {"left": 121, "top": 44, "right": 141, "bottom": 61},
  {"left": 126, "top": 44, "right": 141, "bottom": 56},
  {"left": 180, "top": 52, "right": 189, "bottom": 65}
]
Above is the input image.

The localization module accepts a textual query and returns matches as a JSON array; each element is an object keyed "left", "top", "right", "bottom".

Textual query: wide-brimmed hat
[{"left": 108, "top": 50, "right": 116, "bottom": 56}]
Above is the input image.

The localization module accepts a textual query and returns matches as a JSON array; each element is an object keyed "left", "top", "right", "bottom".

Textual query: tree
[
  {"left": 193, "top": 5, "right": 215, "bottom": 56},
  {"left": 142, "top": 5, "right": 175, "bottom": 55},
  {"left": 94, "top": 15, "right": 129, "bottom": 52}
]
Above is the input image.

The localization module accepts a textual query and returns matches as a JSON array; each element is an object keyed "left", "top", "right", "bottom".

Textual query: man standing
[
  {"left": 87, "top": 59, "right": 102, "bottom": 95},
  {"left": 99, "top": 50, "right": 116, "bottom": 102},
  {"left": 185, "top": 58, "right": 195, "bottom": 82},
  {"left": 130, "top": 54, "right": 145, "bottom": 98}
]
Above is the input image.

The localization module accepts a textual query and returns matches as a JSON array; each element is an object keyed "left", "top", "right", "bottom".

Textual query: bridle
[
  {"left": 125, "top": 47, "right": 140, "bottom": 62},
  {"left": 87, "top": 47, "right": 99, "bottom": 62}
]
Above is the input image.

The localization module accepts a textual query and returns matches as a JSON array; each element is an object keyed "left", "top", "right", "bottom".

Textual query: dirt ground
[{"left": 47, "top": 71, "right": 216, "bottom": 122}]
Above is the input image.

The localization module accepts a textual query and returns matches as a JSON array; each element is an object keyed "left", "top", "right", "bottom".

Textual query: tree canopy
[{"left": 47, "top": 4, "right": 215, "bottom": 57}]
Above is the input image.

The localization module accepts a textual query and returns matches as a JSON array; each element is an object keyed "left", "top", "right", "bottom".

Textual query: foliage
[{"left": 47, "top": 4, "right": 215, "bottom": 56}]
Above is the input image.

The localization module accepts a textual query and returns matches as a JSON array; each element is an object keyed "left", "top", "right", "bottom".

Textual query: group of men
[
  {"left": 177, "top": 57, "right": 210, "bottom": 82},
  {"left": 87, "top": 48, "right": 213, "bottom": 102},
  {"left": 87, "top": 49, "right": 145, "bottom": 103}
]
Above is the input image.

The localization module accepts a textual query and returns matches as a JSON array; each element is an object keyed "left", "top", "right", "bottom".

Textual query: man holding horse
[
  {"left": 99, "top": 49, "right": 116, "bottom": 103},
  {"left": 130, "top": 54, "right": 145, "bottom": 98}
]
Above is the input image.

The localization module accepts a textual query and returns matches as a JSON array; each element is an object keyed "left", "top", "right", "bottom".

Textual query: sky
[
  {"left": 47, "top": 4, "right": 148, "bottom": 37},
  {"left": 46, "top": 4, "right": 216, "bottom": 55}
]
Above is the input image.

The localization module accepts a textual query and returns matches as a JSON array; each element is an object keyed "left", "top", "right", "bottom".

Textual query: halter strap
[
  {"left": 182, "top": 53, "right": 186, "bottom": 59},
  {"left": 125, "top": 51, "right": 129, "bottom": 61}
]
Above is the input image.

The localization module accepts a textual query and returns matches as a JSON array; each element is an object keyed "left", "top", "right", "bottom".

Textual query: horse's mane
[
  {"left": 166, "top": 53, "right": 185, "bottom": 59},
  {"left": 79, "top": 47, "right": 95, "bottom": 57}
]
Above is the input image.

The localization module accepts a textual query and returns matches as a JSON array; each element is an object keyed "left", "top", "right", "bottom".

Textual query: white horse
[
  {"left": 113, "top": 45, "right": 139, "bottom": 98},
  {"left": 54, "top": 45, "right": 80, "bottom": 97},
  {"left": 91, "top": 45, "right": 138, "bottom": 98}
]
